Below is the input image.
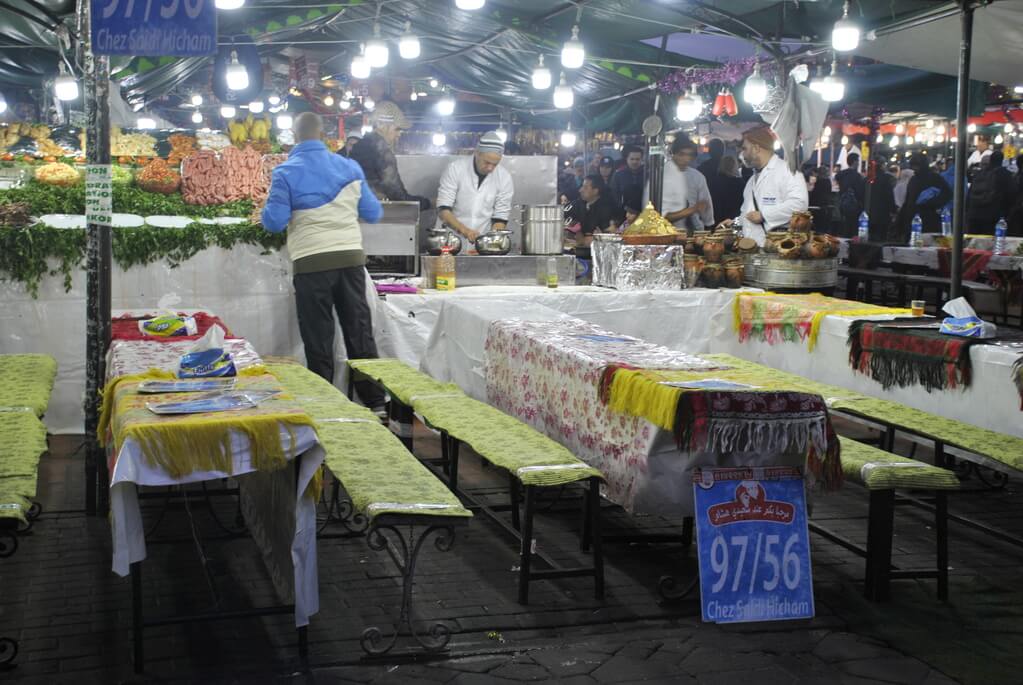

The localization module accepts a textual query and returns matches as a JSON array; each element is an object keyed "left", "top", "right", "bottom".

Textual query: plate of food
[
  {"left": 145, "top": 215, "right": 195, "bottom": 229},
  {"left": 37, "top": 214, "right": 87, "bottom": 229}
]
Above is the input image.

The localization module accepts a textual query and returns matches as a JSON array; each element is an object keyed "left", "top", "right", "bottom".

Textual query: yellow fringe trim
[{"left": 606, "top": 369, "right": 682, "bottom": 432}]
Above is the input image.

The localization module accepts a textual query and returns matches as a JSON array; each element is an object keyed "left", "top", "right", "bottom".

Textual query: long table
[{"left": 375, "top": 288, "right": 1023, "bottom": 439}]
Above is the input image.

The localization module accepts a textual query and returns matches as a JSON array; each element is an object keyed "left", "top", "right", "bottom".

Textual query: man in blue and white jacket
[{"left": 262, "top": 112, "right": 385, "bottom": 410}]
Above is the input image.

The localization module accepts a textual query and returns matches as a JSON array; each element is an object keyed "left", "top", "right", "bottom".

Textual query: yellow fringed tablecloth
[{"left": 734, "top": 292, "right": 910, "bottom": 352}]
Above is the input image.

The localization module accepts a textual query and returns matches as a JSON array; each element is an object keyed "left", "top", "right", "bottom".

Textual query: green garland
[{"left": 0, "top": 181, "right": 280, "bottom": 298}]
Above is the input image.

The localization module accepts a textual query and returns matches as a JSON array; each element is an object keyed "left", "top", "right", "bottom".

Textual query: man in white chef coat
[
  {"left": 436, "top": 131, "right": 515, "bottom": 243},
  {"left": 730, "top": 125, "right": 808, "bottom": 247}
]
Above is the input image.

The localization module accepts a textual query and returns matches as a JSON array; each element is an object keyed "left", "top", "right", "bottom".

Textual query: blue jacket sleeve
[
  {"left": 355, "top": 165, "right": 384, "bottom": 224},
  {"left": 261, "top": 169, "right": 293, "bottom": 233}
]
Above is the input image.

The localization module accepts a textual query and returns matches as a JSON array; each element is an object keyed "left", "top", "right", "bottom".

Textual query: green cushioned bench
[
  {"left": 0, "top": 354, "right": 58, "bottom": 418},
  {"left": 349, "top": 358, "right": 605, "bottom": 605},
  {"left": 0, "top": 411, "right": 48, "bottom": 527},
  {"left": 269, "top": 362, "right": 471, "bottom": 655}
]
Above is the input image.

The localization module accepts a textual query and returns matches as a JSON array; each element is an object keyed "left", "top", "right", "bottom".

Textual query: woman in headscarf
[{"left": 893, "top": 168, "right": 915, "bottom": 210}]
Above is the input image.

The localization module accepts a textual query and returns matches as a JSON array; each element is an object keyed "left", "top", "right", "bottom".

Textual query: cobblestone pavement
[{"left": 2, "top": 423, "right": 1022, "bottom": 684}]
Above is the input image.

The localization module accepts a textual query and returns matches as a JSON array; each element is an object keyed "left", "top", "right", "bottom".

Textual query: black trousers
[{"left": 293, "top": 266, "right": 385, "bottom": 407}]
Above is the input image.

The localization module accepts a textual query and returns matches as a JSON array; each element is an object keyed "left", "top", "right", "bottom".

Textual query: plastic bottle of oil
[
  {"left": 435, "top": 245, "right": 456, "bottom": 291},
  {"left": 545, "top": 256, "right": 559, "bottom": 288}
]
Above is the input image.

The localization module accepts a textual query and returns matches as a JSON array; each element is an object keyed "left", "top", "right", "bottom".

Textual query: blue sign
[
  {"left": 91, "top": 0, "right": 217, "bottom": 57},
  {"left": 693, "top": 466, "right": 815, "bottom": 624}
]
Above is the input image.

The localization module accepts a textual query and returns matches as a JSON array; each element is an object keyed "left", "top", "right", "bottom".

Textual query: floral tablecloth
[
  {"left": 485, "top": 318, "right": 735, "bottom": 515},
  {"left": 105, "top": 338, "right": 263, "bottom": 382}
]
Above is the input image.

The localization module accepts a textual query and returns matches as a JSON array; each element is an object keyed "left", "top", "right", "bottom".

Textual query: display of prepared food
[
  {"left": 136, "top": 158, "right": 181, "bottom": 194},
  {"left": 34, "top": 162, "right": 81, "bottom": 186},
  {"left": 196, "top": 129, "right": 232, "bottom": 151},
  {"left": 111, "top": 127, "right": 157, "bottom": 157},
  {"left": 166, "top": 133, "right": 197, "bottom": 166}
]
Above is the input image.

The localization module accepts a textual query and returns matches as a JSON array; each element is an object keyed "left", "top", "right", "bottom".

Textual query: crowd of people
[{"left": 558, "top": 131, "right": 1023, "bottom": 244}]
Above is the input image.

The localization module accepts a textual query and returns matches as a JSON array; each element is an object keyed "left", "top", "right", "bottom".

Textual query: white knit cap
[{"left": 476, "top": 131, "right": 505, "bottom": 154}]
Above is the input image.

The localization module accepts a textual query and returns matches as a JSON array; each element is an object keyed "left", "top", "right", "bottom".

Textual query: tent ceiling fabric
[{"left": 855, "top": 1, "right": 1023, "bottom": 88}]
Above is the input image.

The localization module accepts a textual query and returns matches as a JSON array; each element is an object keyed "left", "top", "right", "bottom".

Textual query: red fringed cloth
[
  {"left": 111, "top": 312, "right": 235, "bottom": 342},
  {"left": 675, "top": 390, "right": 842, "bottom": 491},
  {"left": 848, "top": 318, "right": 982, "bottom": 392},
  {"left": 937, "top": 248, "right": 992, "bottom": 281}
]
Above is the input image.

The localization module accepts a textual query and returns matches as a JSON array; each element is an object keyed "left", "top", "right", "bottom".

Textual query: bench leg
[
  {"left": 362, "top": 524, "right": 456, "bottom": 656},
  {"left": 439, "top": 432, "right": 450, "bottom": 476},
  {"left": 346, "top": 371, "right": 355, "bottom": 400},
  {"left": 884, "top": 426, "right": 896, "bottom": 452},
  {"left": 864, "top": 489, "right": 895, "bottom": 602},
  {"left": 845, "top": 275, "right": 858, "bottom": 301},
  {"left": 588, "top": 477, "right": 605, "bottom": 600},
  {"left": 449, "top": 438, "right": 460, "bottom": 491},
  {"left": 682, "top": 516, "right": 694, "bottom": 548},
  {"left": 580, "top": 484, "right": 593, "bottom": 552},
  {"left": 510, "top": 476, "right": 521, "bottom": 531},
  {"left": 389, "top": 402, "right": 415, "bottom": 452},
  {"left": 936, "top": 491, "right": 949, "bottom": 601},
  {"left": 132, "top": 561, "right": 144, "bottom": 673},
  {"left": 518, "top": 486, "right": 536, "bottom": 604}
]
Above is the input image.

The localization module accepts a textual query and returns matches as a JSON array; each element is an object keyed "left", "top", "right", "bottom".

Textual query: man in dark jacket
[
  {"left": 967, "top": 151, "right": 1015, "bottom": 232},
  {"left": 867, "top": 162, "right": 897, "bottom": 242},
  {"left": 569, "top": 175, "right": 621, "bottom": 258},
  {"left": 609, "top": 145, "right": 644, "bottom": 212},
  {"left": 349, "top": 106, "right": 431, "bottom": 210},
  {"left": 835, "top": 152, "right": 866, "bottom": 237},
  {"left": 895, "top": 153, "right": 952, "bottom": 241}
]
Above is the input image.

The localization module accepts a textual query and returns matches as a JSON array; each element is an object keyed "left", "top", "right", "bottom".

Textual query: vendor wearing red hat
[{"left": 728, "top": 125, "right": 808, "bottom": 247}]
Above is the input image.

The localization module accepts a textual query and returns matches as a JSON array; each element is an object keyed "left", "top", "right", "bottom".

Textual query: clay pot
[
  {"left": 700, "top": 263, "right": 724, "bottom": 288},
  {"left": 724, "top": 261, "right": 745, "bottom": 288},
  {"left": 763, "top": 231, "right": 788, "bottom": 253},
  {"left": 825, "top": 234, "right": 842, "bottom": 257},
  {"left": 683, "top": 254, "right": 704, "bottom": 287},
  {"left": 777, "top": 238, "right": 802, "bottom": 259},
  {"left": 789, "top": 211, "right": 814, "bottom": 234},
  {"left": 721, "top": 232, "right": 737, "bottom": 252},
  {"left": 804, "top": 236, "right": 829, "bottom": 259},
  {"left": 693, "top": 230, "right": 711, "bottom": 253},
  {"left": 702, "top": 236, "right": 725, "bottom": 263},
  {"left": 737, "top": 237, "right": 759, "bottom": 254}
]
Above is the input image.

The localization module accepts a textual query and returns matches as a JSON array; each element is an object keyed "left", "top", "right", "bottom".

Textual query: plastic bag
[{"left": 940, "top": 296, "right": 997, "bottom": 338}]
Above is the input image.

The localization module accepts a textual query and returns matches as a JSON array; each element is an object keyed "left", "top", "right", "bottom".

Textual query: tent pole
[
  {"left": 82, "top": 1, "right": 112, "bottom": 516},
  {"left": 950, "top": 2, "right": 974, "bottom": 301}
]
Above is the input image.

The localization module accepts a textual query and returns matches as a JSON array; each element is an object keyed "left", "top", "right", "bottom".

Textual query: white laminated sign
[{"left": 85, "top": 164, "right": 112, "bottom": 227}]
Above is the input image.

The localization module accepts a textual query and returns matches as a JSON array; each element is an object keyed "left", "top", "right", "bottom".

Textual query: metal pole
[
  {"left": 82, "top": 0, "right": 112, "bottom": 516},
  {"left": 950, "top": 3, "right": 974, "bottom": 301}
]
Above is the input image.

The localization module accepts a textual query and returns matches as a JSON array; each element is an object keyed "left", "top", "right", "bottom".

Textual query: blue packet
[
  {"left": 939, "top": 315, "right": 986, "bottom": 338},
  {"left": 177, "top": 348, "right": 237, "bottom": 378}
]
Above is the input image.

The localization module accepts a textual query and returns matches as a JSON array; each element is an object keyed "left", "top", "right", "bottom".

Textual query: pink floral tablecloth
[
  {"left": 485, "top": 318, "right": 721, "bottom": 514},
  {"left": 105, "top": 338, "right": 263, "bottom": 383}
]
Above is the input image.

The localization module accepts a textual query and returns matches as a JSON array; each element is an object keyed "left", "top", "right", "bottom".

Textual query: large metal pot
[
  {"left": 425, "top": 227, "right": 462, "bottom": 255},
  {"left": 475, "top": 230, "right": 513, "bottom": 255},
  {"left": 521, "top": 204, "right": 564, "bottom": 255}
]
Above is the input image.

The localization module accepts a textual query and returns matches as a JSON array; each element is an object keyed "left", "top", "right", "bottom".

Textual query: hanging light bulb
[
  {"left": 365, "top": 23, "right": 389, "bottom": 68},
  {"left": 220, "top": 105, "right": 236, "bottom": 118},
  {"left": 136, "top": 114, "right": 155, "bottom": 130},
  {"left": 323, "top": 95, "right": 335, "bottom": 107},
  {"left": 532, "top": 54, "right": 552, "bottom": 90},
  {"left": 676, "top": 85, "right": 701, "bottom": 122},
  {"left": 53, "top": 62, "right": 79, "bottom": 101},
  {"left": 613, "top": 141, "right": 620, "bottom": 151},
  {"left": 895, "top": 123, "right": 905, "bottom": 135},
  {"left": 560, "top": 125, "right": 577, "bottom": 149},
  {"left": 995, "top": 133, "right": 1004, "bottom": 145},
  {"left": 743, "top": 62, "right": 767, "bottom": 105},
  {"left": 191, "top": 93, "right": 204, "bottom": 107},
  {"left": 268, "top": 94, "right": 281, "bottom": 106},
  {"left": 553, "top": 74, "right": 574, "bottom": 109},
  {"left": 937, "top": 124, "right": 946, "bottom": 135},
  {"left": 906, "top": 135, "right": 915, "bottom": 145},
  {"left": 429, "top": 78, "right": 439, "bottom": 89},
  {"left": 437, "top": 91, "right": 455, "bottom": 116},
  {"left": 454, "top": 0, "right": 485, "bottom": 9},
  {"left": 350, "top": 46, "right": 371, "bottom": 80},
  {"left": 561, "top": 25, "right": 585, "bottom": 69},
  {"left": 225, "top": 51, "right": 249, "bottom": 91},
  {"left": 495, "top": 127, "right": 508, "bottom": 143},
  {"left": 215, "top": 0, "right": 245, "bottom": 8},
  {"left": 0, "top": 92, "right": 7, "bottom": 114},
  {"left": 890, "top": 135, "right": 900, "bottom": 147},
  {"left": 399, "top": 22, "right": 421, "bottom": 60},
  {"left": 967, "top": 123, "right": 977, "bottom": 133},
  {"left": 1005, "top": 122, "right": 1015, "bottom": 133},
  {"left": 191, "top": 111, "right": 203, "bottom": 124},
  {"left": 840, "top": 135, "right": 849, "bottom": 145},
  {"left": 248, "top": 100, "right": 264, "bottom": 114},
  {"left": 339, "top": 98, "right": 351, "bottom": 110},
  {"left": 821, "top": 60, "right": 845, "bottom": 102},
  {"left": 822, "top": 125, "right": 832, "bottom": 138},
  {"left": 832, "top": 1, "right": 860, "bottom": 52},
  {"left": 410, "top": 92, "right": 418, "bottom": 102},
  {"left": 361, "top": 124, "right": 373, "bottom": 135},
  {"left": 276, "top": 113, "right": 293, "bottom": 129},
  {"left": 875, "top": 133, "right": 884, "bottom": 144},
  {"left": 432, "top": 132, "right": 447, "bottom": 146},
  {"left": 925, "top": 119, "right": 934, "bottom": 129},
  {"left": 363, "top": 97, "right": 376, "bottom": 111}
]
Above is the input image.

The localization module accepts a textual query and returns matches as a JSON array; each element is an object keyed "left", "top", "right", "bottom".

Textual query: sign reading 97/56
[
  {"left": 90, "top": 0, "right": 217, "bottom": 57},
  {"left": 693, "top": 467, "right": 815, "bottom": 624}
]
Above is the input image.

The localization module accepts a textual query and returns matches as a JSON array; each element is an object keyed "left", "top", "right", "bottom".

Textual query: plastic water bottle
[
  {"left": 941, "top": 207, "right": 952, "bottom": 237},
  {"left": 910, "top": 214, "right": 923, "bottom": 247},
  {"left": 435, "top": 246, "right": 456, "bottom": 290},
  {"left": 857, "top": 211, "right": 869, "bottom": 242},
  {"left": 994, "top": 218, "right": 1008, "bottom": 255}
]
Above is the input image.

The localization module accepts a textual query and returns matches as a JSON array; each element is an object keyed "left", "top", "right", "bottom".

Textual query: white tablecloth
[{"left": 375, "top": 288, "right": 1023, "bottom": 438}]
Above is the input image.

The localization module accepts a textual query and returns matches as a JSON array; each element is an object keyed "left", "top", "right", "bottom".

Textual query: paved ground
[{"left": 2, "top": 420, "right": 1022, "bottom": 684}]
